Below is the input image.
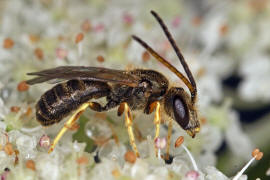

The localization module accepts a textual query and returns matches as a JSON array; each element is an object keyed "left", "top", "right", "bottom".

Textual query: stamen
[
  {"left": 26, "top": 160, "right": 36, "bottom": 171},
  {"left": 252, "top": 148, "right": 260, "bottom": 157},
  {"left": 10, "top": 106, "right": 21, "bottom": 113},
  {"left": 175, "top": 136, "right": 184, "bottom": 148},
  {"left": 232, "top": 148, "right": 263, "bottom": 180},
  {"left": 76, "top": 156, "right": 89, "bottom": 165},
  {"left": 17, "top": 81, "right": 29, "bottom": 92},
  {"left": 3, "top": 37, "right": 14, "bottom": 49},
  {"left": 123, "top": 13, "right": 133, "bottom": 25},
  {"left": 157, "top": 149, "right": 161, "bottom": 159},
  {"left": 96, "top": 55, "right": 105, "bottom": 63},
  {"left": 34, "top": 47, "right": 44, "bottom": 60},
  {"left": 81, "top": 20, "right": 91, "bottom": 32},
  {"left": 182, "top": 145, "right": 199, "bottom": 171},
  {"left": 75, "top": 32, "right": 84, "bottom": 44},
  {"left": 266, "top": 167, "right": 270, "bottom": 176},
  {"left": 75, "top": 32, "right": 84, "bottom": 57},
  {"left": 28, "top": 34, "right": 40, "bottom": 43},
  {"left": 4, "top": 143, "right": 14, "bottom": 156},
  {"left": 142, "top": 51, "right": 150, "bottom": 62},
  {"left": 56, "top": 48, "right": 68, "bottom": 59},
  {"left": 124, "top": 150, "right": 137, "bottom": 164},
  {"left": 154, "top": 137, "right": 166, "bottom": 159},
  {"left": 174, "top": 136, "right": 198, "bottom": 171}
]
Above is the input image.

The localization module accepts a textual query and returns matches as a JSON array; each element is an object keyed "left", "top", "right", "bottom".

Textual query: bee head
[{"left": 164, "top": 87, "right": 200, "bottom": 138}]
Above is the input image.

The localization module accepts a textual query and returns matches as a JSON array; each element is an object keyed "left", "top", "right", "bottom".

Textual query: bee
[{"left": 26, "top": 10, "right": 200, "bottom": 158}]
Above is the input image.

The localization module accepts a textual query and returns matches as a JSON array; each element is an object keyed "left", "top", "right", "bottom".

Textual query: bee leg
[
  {"left": 88, "top": 102, "right": 103, "bottom": 111},
  {"left": 117, "top": 102, "right": 125, "bottom": 116},
  {"left": 88, "top": 101, "right": 120, "bottom": 145},
  {"left": 148, "top": 101, "right": 161, "bottom": 156},
  {"left": 165, "top": 119, "right": 173, "bottom": 160},
  {"left": 64, "top": 122, "right": 80, "bottom": 131},
  {"left": 122, "top": 102, "right": 140, "bottom": 157},
  {"left": 152, "top": 102, "right": 161, "bottom": 141},
  {"left": 48, "top": 102, "right": 92, "bottom": 153},
  {"left": 89, "top": 100, "right": 118, "bottom": 112}
]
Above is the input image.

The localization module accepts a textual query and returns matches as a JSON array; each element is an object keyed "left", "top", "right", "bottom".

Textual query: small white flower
[
  {"left": 205, "top": 166, "right": 229, "bottom": 180},
  {"left": 35, "top": 153, "right": 60, "bottom": 180},
  {"left": 0, "top": 97, "right": 8, "bottom": 120},
  {"left": 225, "top": 111, "right": 254, "bottom": 160},
  {"left": 239, "top": 53, "right": 270, "bottom": 101},
  {"left": 16, "top": 134, "right": 37, "bottom": 159}
]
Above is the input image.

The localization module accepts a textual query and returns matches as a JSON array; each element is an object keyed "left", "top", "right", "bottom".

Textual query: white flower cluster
[{"left": 0, "top": 0, "right": 268, "bottom": 179}]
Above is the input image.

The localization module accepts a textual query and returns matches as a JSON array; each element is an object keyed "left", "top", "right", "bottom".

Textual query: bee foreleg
[
  {"left": 122, "top": 102, "right": 140, "bottom": 157},
  {"left": 165, "top": 119, "right": 173, "bottom": 160},
  {"left": 48, "top": 102, "right": 92, "bottom": 153}
]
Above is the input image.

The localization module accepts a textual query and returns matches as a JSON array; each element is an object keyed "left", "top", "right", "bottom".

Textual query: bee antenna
[
  {"left": 150, "top": 10, "right": 197, "bottom": 103},
  {"left": 132, "top": 35, "right": 193, "bottom": 100}
]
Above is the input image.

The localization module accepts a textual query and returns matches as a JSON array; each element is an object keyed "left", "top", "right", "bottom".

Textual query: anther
[
  {"left": 175, "top": 136, "right": 184, "bottom": 148},
  {"left": 26, "top": 160, "right": 36, "bottom": 171},
  {"left": 124, "top": 150, "right": 137, "bottom": 164},
  {"left": 233, "top": 148, "right": 263, "bottom": 180},
  {"left": 75, "top": 33, "right": 84, "bottom": 44},
  {"left": 252, "top": 148, "right": 263, "bottom": 160},
  {"left": 34, "top": 48, "right": 44, "bottom": 60},
  {"left": 3, "top": 38, "right": 14, "bottom": 49},
  {"left": 17, "top": 81, "right": 29, "bottom": 92},
  {"left": 96, "top": 55, "right": 105, "bottom": 63}
]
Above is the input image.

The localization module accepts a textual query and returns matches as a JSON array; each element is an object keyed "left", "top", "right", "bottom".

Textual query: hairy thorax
[{"left": 109, "top": 69, "right": 169, "bottom": 111}]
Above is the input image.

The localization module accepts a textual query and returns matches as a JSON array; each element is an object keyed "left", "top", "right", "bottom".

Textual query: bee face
[
  {"left": 164, "top": 87, "right": 200, "bottom": 138},
  {"left": 185, "top": 106, "right": 200, "bottom": 138}
]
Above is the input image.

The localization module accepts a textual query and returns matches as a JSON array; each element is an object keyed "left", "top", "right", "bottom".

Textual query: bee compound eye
[{"left": 173, "top": 96, "right": 189, "bottom": 129}]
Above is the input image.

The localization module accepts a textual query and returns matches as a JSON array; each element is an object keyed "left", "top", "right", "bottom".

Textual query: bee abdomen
[{"left": 36, "top": 80, "right": 110, "bottom": 126}]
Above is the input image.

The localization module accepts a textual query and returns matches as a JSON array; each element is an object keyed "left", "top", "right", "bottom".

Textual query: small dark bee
[{"left": 26, "top": 10, "right": 200, "bottom": 158}]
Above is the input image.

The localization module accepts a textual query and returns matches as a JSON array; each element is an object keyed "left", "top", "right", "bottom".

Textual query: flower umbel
[{"left": 0, "top": 0, "right": 268, "bottom": 179}]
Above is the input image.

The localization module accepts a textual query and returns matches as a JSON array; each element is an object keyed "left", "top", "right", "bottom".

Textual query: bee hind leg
[{"left": 48, "top": 102, "right": 94, "bottom": 153}]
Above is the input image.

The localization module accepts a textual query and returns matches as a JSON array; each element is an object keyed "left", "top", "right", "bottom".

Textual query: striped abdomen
[{"left": 36, "top": 80, "right": 110, "bottom": 126}]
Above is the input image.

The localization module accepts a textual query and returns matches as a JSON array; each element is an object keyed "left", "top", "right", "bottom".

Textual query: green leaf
[{"left": 72, "top": 115, "right": 95, "bottom": 153}]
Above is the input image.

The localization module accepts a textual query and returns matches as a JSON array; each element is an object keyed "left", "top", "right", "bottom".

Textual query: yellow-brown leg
[
  {"left": 153, "top": 102, "right": 161, "bottom": 140},
  {"left": 48, "top": 102, "right": 93, "bottom": 153},
  {"left": 123, "top": 103, "right": 140, "bottom": 157},
  {"left": 165, "top": 119, "right": 173, "bottom": 160},
  {"left": 150, "top": 101, "right": 161, "bottom": 155}
]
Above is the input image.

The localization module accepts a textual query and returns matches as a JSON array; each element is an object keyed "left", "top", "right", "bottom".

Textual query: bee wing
[{"left": 26, "top": 66, "right": 140, "bottom": 87}]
